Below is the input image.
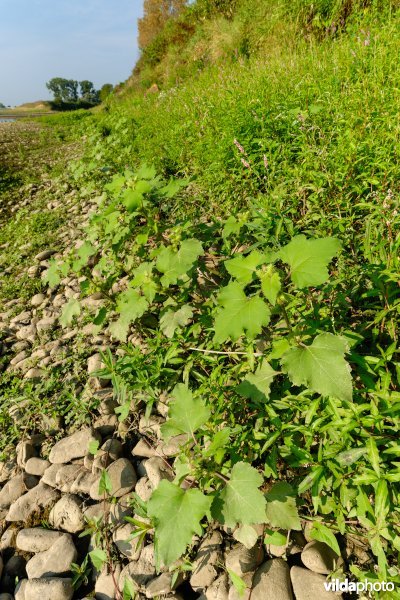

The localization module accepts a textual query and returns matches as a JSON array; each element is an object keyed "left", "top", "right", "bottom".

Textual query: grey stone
[
  {"left": 190, "top": 531, "right": 223, "bottom": 591},
  {"left": 35, "top": 249, "right": 56, "bottom": 261},
  {"left": 138, "top": 415, "right": 164, "bottom": 440},
  {"left": 225, "top": 544, "right": 264, "bottom": 577},
  {"left": 16, "top": 324, "right": 36, "bottom": 342},
  {"left": 16, "top": 446, "right": 37, "bottom": 475},
  {"left": 49, "top": 428, "right": 101, "bottom": 464},
  {"left": 31, "top": 293, "right": 46, "bottom": 307},
  {"left": 49, "top": 494, "right": 85, "bottom": 533},
  {"left": 0, "top": 593, "right": 14, "bottom": 600},
  {"left": 90, "top": 458, "right": 137, "bottom": 500},
  {"left": 144, "top": 457, "right": 174, "bottom": 488},
  {"left": 251, "top": 559, "right": 293, "bottom": 600},
  {"left": 92, "top": 439, "right": 123, "bottom": 473},
  {"left": 3, "top": 554, "right": 27, "bottom": 584},
  {"left": 42, "top": 463, "right": 63, "bottom": 487},
  {"left": 95, "top": 564, "right": 121, "bottom": 600},
  {"left": 24, "top": 367, "right": 46, "bottom": 381},
  {"left": 55, "top": 464, "right": 83, "bottom": 492},
  {"left": 301, "top": 540, "right": 342, "bottom": 574},
  {"left": 26, "top": 534, "right": 77, "bottom": 578},
  {"left": 25, "top": 457, "right": 50, "bottom": 476},
  {"left": 0, "top": 475, "right": 27, "bottom": 509},
  {"left": 6, "top": 482, "right": 60, "bottom": 522},
  {"left": 0, "top": 527, "right": 17, "bottom": 552},
  {"left": 113, "top": 523, "right": 141, "bottom": 559},
  {"left": 135, "top": 477, "right": 153, "bottom": 502},
  {"left": 290, "top": 566, "right": 342, "bottom": 599},
  {"left": 70, "top": 469, "right": 98, "bottom": 495},
  {"left": 131, "top": 439, "right": 157, "bottom": 458},
  {"left": 0, "top": 459, "right": 17, "bottom": 483},
  {"left": 15, "top": 579, "right": 28, "bottom": 600},
  {"left": 21, "top": 577, "right": 73, "bottom": 600},
  {"left": 16, "top": 527, "right": 65, "bottom": 552},
  {"left": 118, "top": 544, "right": 156, "bottom": 590},
  {"left": 206, "top": 574, "right": 230, "bottom": 600},
  {"left": 145, "top": 572, "right": 182, "bottom": 598}
]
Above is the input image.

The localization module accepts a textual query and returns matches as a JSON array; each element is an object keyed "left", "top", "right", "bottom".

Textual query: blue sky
[{"left": 0, "top": 0, "right": 143, "bottom": 106}]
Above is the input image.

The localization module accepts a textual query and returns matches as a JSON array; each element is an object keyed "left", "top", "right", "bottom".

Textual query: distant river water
[{"left": 0, "top": 117, "right": 16, "bottom": 122}]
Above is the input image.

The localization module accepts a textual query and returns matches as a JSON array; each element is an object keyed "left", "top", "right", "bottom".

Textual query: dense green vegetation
[{"left": 2, "top": 0, "right": 400, "bottom": 594}]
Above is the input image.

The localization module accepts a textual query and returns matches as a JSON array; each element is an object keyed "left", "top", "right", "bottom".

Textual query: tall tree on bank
[{"left": 138, "top": 0, "right": 187, "bottom": 49}]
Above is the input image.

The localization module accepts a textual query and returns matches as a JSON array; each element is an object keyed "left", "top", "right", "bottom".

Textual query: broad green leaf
[
  {"left": 88, "top": 440, "right": 100, "bottom": 456},
  {"left": 161, "top": 383, "right": 210, "bottom": 440},
  {"left": 42, "top": 260, "right": 61, "bottom": 288},
  {"left": 160, "top": 305, "right": 193, "bottom": 338},
  {"left": 98, "top": 469, "right": 112, "bottom": 496},
  {"left": 264, "top": 529, "right": 287, "bottom": 546},
  {"left": 203, "top": 428, "right": 231, "bottom": 458},
  {"left": 259, "top": 268, "right": 281, "bottom": 305},
  {"left": 237, "top": 360, "right": 277, "bottom": 402},
  {"left": 265, "top": 482, "right": 301, "bottom": 530},
  {"left": 136, "top": 164, "right": 157, "bottom": 180},
  {"left": 123, "top": 578, "right": 137, "bottom": 600},
  {"left": 147, "top": 480, "right": 211, "bottom": 565},
  {"left": 233, "top": 524, "right": 259, "bottom": 549},
  {"left": 72, "top": 241, "right": 96, "bottom": 271},
  {"left": 309, "top": 522, "right": 340, "bottom": 556},
  {"left": 227, "top": 569, "right": 247, "bottom": 598},
  {"left": 212, "top": 462, "right": 266, "bottom": 528},
  {"left": 109, "top": 288, "right": 149, "bottom": 342},
  {"left": 156, "top": 239, "right": 203, "bottom": 287},
  {"left": 122, "top": 188, "right": 144, "bottom": 212},
  {"left": 131, "top": 262, "right": 157, "bottom": 302},
  {"left": 278, "top": 235, "right": 341, "bottom": 288},
  {"left": 213, "top": 282, "right": 270, "bottom": 343},
  {"left": 160, "top": 178, "right": 188, "bottom": 198},
  {"left": 281, "top": 333, "right": 352, "bottom": 402},
  {"left": 222, "top": 216, "right": 242, "bottom": 239},
  {"left": 89, "top": 548, "right": 107, "bottom": 571},
  {"left": 105, "top": 174, "right": 125, "bottom": 194},
  {"left": 60, "top": 298, "right": 81, "bottom": 328},
  {"left": 224, "top": 251, "right": 265, "bottom": 285}
]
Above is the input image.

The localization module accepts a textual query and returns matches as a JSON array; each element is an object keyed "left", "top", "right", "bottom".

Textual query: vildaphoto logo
[{"left": 324, "top": 579, "right": 395, "bottom": 593}]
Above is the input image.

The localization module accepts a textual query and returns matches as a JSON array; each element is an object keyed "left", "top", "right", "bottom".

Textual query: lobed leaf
[
  {"left": 147, "top": 480, "right": 211, "bottom": 566},
  {"left": 281, "top": 333, "right": 352, "bottom": 402}
]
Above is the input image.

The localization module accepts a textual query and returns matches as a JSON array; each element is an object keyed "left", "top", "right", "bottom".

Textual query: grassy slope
[
  {"left": 64, "top": 0, "right": 399, "bottom": 580},
  {"left": 1, "top": 0, "right": 400, "bottom": 588}
]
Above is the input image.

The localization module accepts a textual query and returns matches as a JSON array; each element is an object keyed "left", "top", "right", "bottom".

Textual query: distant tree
[
  {"left": 46, "top": 78, "right": 79, "bottom": 103},
  {"left": 0, "top": 102, "right": 5, "bottom": 109},
  {"left": 99, "top": 83, "right": 114, "bottom": 102},
  {"left": 79, "top": 80, "right": 99, "bottom": 104},
  {"left": 138, "top": 0, "right": 187, "bottom": 49}
]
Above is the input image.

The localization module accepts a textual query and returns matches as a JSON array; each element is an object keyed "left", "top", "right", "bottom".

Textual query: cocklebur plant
[{"left": 47, "top": 166, "right": 400, "bottom": 582}]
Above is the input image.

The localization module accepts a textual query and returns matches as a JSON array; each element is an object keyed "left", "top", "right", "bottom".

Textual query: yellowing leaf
[
  {"left": 281, "top": 333, "right": 352, "bottom": 402},
  {"left": 213, "top": 282, "right": 270, "bottom": 343},
  {"left": 279, "top": 235, "right": 341, "bottom": 288}
]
